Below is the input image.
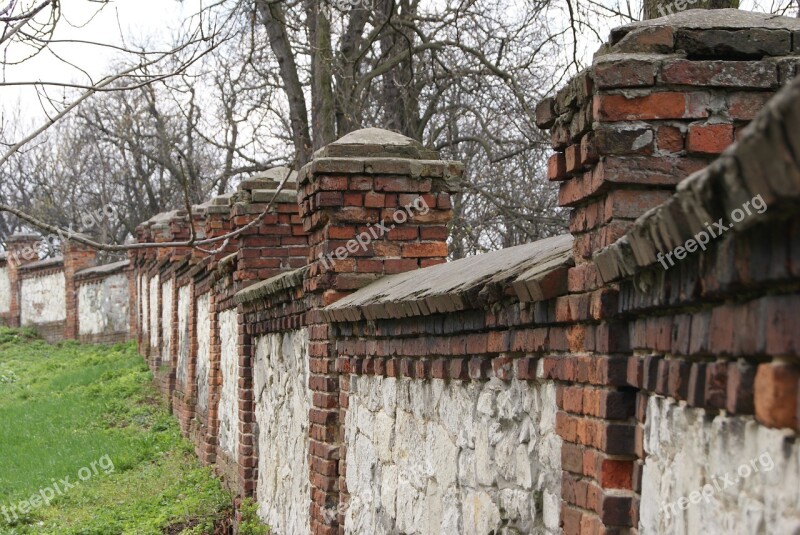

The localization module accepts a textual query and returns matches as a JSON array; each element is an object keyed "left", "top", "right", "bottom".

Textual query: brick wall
[
  {"left": 0, "top": 231, "right": 132, "bottom": 343},
  {"left": 128, "top": 10, "right": 800, "bottom": 535}
]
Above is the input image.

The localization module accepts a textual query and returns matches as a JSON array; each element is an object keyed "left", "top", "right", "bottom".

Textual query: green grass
[{"left": 0, "top": 327, "right": 234, "bottom": 534}]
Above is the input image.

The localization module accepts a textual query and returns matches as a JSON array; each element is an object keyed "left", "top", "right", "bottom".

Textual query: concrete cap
[
  {"left": 6, "top": 232, "right": 41, "bottom": 243},
  {"left": 613, "top": 9, "right": 800, "bottom": 40},
  {"left": 312, "top": 128, "right": 440, "bottom": 160}
]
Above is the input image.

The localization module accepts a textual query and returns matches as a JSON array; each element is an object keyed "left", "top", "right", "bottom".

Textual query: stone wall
[
  {"left": 254, "top": 329, "right": 311, "bottom": 534},
  {"left": 176, "top": 284, "right": 191, "bottom": 387},
  {"left": 139, "top": 273, "right": 149, "bottom": 345},
  {"left": 149, "top": 275, "right": 159, "bottom": 359},
  {"left": 20, "top": 271, "right": 66, "bottom": 326},
  {"left": 127, "top": 13, "right": 800, "bottom": 534},
  {"left": 217, "top": 308, "right": 239, "bottom": 460},
  {"left": 0, "top": 265, "right": 10, "bottom": 315},
  {"left": 195, "top": 292, "right": 211, "bottom": 415},
  {"left": 344, "top": 376, "right": 561, "bottom": 534},
  {"left": 161, "top": 278, "right": 173, "bottom": 371},
  {"left": 77, "top": 271, "right": 130, "bottom": 342},
  {"left": 639, "top": 396, "right": 800, "bottom": 534},
  {"left": 0, "top": 247, "right": 131, "bottom": 342}
]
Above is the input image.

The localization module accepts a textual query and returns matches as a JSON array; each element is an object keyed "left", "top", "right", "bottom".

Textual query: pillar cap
[
  {"left": 6, "top": 232, "right": 41, "bottom": 244},
  {"left": 312, "top": 128, "right": 439, "bottom": 160},
  {"left": 240, "top": 167, "right": 298, "bottom": 191}
]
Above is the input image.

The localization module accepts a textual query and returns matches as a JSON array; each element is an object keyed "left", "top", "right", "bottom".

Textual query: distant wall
[
  {"left": 77, "top": 272, "right": 130, "bottom": 342},
  {"left": 0, "top": 266, "right": 10, "bottom": 314},
  {"left": 1, "top": 248, "right": 131, "bottom": 343},
  {"left": 20, "top": 271, "right": 66, "bottom": 326}
]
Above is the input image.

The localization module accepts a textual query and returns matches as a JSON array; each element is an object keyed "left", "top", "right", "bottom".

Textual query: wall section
[
  {"left": 344, "top": 375, "right": 562, "bottom": 535},
  {"left": 0, "top": 266, "right": 10, "bottom": 314},
  {"left": 639, "top": 396, "right": 800, "bottom": 534},
  {"left": 253, "top": 329, "right": 311, "bottom": 534},
  {"left": 176, "top": 284, "right": 191, "bottom": 387},
  {"left": 195, "top": 292, "right": 211, "bottom": 414},
  {"left": 218, "top": 308, "right": 239, "bottom": 459},
  {"left": 20, "top": 272, "right": 66, "bottom": 326},
  {"left": 77, "top": 273, "right": 130, "bottom": 337}
]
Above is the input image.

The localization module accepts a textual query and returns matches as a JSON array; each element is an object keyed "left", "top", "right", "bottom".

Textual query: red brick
[
  {"left": 487, "top": 331, "right": 511, "bottom": 353},
  {"left": 419, "top": 226, "right": 448, "bottom": 240},
  {"left": 594, "top": 58, "right": 656, "bottom": 88},
  {"left": 667, "top": 360, "right": 691, "bottom": 401},
  {"left": 565, "top": 144, "right": 582, "bottom": 174},
  {"left": 387, "top": 227, "right": 418, "bottom": 240},
  {"left": 384, "top": 258, "right": 418, "bottom": 274},
  {"left": 516, "top": 358, "right": 537, "bottom": 381},
  {"left": 727, "top": 91, "right": 775, "bottom": 120},
  {"left": 597, "top": 457, "right": 634, "bottom": 489},
  {"left": 754, "top": 362, "right": 799, "bottom": 430},
  {"left": 343, "top": 192, "right": 362, "bottom": 206},
  {"left": 726, "top": 361, "right": 756, "bottom": 414},
  {"left": 561, "top": 442, "right": 584, "bottom": 474},
  {"left": 656, "top": 125, "right": 684, "bottom": 153},
  {"left": 364, "top": 192, "right": 385, "bottom": 207},
  {"left": 449, "top": 358, "right": 469, "bottom": 380},
  {"left": 687, "top": 123, "right": 735, "bottom": 154},
  {"left": 468, "top": 357, "right": 492, "bottom": 379},
  {"left": 548, "top": 153, "right": 568, "bottom": 181},
  {"left": 580, "top": 132, "right": 598, "bottom": 167},
  {"left": 593, "top": 92, "right": 708, "bottom": 121},
  {"left": 431, "top": 358, "right": 448, "bottom": 379},
  {"left": 704, "top": 361, "right": 729, "bottom": 409},
  {"left": 660, "top": 60, "right": 777, "bottom": 89},
  {"left": 401, "top": 242, "right": 448, "bottom": 258}
]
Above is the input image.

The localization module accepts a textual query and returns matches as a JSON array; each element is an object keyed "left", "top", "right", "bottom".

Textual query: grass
[{"left": 0, "top": 327, "right": 235, "bottom": 534}]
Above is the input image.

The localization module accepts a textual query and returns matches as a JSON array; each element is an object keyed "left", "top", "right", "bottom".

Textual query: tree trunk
[
  {"left": 305, "top": 1, "right": 336, "bottom": 151},
  {"left": 256, "top": 0, "right": 313, "bottom": 166},
  {"left": 377, "top": 0, "right": 420, "bottom": 139},
  {"left": 643, "top": 0, "right": 739, "bottom": 20}
]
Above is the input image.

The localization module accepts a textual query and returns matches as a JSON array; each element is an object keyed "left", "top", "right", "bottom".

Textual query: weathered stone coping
[
  {"left": 234, "top": 266, "right": 309, "bottom": 305},
  {"left": 324, "top": 234, "right": 574, "bottom": 321}
]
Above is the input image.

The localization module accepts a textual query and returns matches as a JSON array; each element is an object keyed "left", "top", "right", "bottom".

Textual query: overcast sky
[
  {"left": 1, "top": 0, "right": 204, "bottom": 125},
  {"left": 0, "top": 0, "right": 793, "bottom": 130}
]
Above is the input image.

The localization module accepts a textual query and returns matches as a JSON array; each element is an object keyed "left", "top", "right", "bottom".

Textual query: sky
[
  {"left": 0, "top": 0, "right": 794, "bottom": 134},
  {"left": 0, "top": 0, "right": 204, "bottom": 125}
]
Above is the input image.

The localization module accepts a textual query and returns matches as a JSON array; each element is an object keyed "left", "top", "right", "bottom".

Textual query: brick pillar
[
  {"left": 0, "top": 254, "right": 8, "bottom": 325},
  {"left": 537, "top": 17, "right": 798, "bottom": 290},
  {"left": 5, "top": 233, "right": 41, "bottom": 328},
  {"left": 297, "top": 128, "right": 463, "bottom": 534},
  {"left": 231, "top": 167, "right": 310, "bottom": 497},
  {"left": 535, "top": 14, "right": 800, "bottom": 535},
  {"left": 62, "top": 235, "right": 98, "bottom": 339},
  {"left": 195, "top": 194, "right": 235, "bottom": 469},
  {"left": 132, "top": 225, "right": 153, "bottom": 356}
]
